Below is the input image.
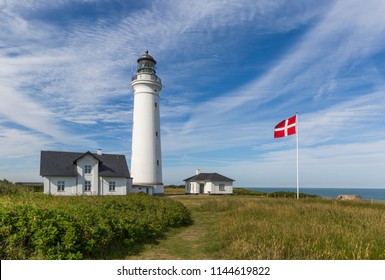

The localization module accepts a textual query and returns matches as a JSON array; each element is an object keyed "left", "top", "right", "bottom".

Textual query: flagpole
[{"left": 296, "top": 112, "right": 299, "bottom": 199}]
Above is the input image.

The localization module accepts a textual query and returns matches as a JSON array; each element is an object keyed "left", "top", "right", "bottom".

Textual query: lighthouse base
[{"left": 131, "top": 184, "right": 164, "bottom": 196}]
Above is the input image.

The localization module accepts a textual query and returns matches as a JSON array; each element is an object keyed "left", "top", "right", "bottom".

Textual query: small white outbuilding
[{"left": 184, "top": 170, "right": 234, "bottom": 195}]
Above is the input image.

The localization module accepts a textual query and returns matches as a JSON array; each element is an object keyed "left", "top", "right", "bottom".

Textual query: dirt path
[{"left": 126, "top": 196, "right": 222, "bottom": 260}]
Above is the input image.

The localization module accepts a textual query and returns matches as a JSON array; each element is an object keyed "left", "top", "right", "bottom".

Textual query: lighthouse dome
[
  {"left": 136, "top": 50, "right": 157, "bottom": 75},
  {"left": 137, "top": 50, "right": 156, "bottom": 64}
]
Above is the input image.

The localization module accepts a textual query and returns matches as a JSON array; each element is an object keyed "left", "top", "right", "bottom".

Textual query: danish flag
[{"left": 274, "top": 115, "right": 297, "bottom": 138}]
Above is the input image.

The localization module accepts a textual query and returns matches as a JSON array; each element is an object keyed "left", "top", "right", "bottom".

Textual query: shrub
[
  {"left": 268, "top": 191, "right": 318, "bottom": 198},
  {"left": 233, "top": 188, "right": 267, "bottom": 196},
  {"left": 0, "top": 180, "right": 42, "bottom": 195},
  {"left": 0, "top": 192, "right": 192, "bottom": 259}
]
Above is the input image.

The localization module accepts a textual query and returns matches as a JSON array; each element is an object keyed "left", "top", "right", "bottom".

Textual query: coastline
[{"left": 246, "top": 187, "right": 385, "bottom": 201}]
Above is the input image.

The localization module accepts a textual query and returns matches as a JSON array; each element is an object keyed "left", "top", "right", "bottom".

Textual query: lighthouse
[{"left": 130, "top": 51, "right": 163, "bottom": 195}]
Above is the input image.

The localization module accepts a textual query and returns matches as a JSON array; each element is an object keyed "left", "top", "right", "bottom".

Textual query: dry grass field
[{"left": 130, "top": 194, "right": 385, "bottom": 260}]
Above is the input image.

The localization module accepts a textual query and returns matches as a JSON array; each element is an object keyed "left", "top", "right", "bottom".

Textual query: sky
[{"left": 1, "top": 0, "right": 385, "bottom": 188}]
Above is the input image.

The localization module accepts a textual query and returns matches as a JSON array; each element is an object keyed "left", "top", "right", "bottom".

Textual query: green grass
[
  {"left": 217, "top": 197, "right": 385, "bottom": 259},
  {"left": 127, "top": 195, "right": 223, "bottom": 259},
  {"left": 3, "top": 180, "right": 385, "bottom": 260},
  {"left": 164, "top": 185, "right": 185, "bottom": 195},
  {"left": 128, "top": 195, "right": 385, "bottom": 260}
]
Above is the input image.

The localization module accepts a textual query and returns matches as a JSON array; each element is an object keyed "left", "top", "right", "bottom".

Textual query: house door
[{"left": 199, "top": 183, "right": 204, "bottom": 194}]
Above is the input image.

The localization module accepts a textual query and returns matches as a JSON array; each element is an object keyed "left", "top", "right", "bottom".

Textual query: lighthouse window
[
  {"left": 157, "top": 160, "right": 159, "bottom": 166},
  {"left": 155, "top": 102, "right": 158, "bottom": 108},
  {"left": 155, "top": 131, "right": 158, "bottom": 138}
]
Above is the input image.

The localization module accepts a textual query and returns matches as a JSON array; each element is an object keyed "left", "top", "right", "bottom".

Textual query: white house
[
  {"left": 184, "top": 170, "right": 234, "bottom": 195},
  {"left": 40, "top": 150, "right": 132, "bottom": 195}
]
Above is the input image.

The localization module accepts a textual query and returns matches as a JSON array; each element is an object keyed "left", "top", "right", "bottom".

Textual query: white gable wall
[{"left": 76, "top": 155, "right": 99, "bottom": 195}]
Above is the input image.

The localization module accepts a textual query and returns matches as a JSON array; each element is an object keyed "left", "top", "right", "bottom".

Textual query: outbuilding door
[{"left": 199, "top": 183, "right": 204, "bottom": 194}]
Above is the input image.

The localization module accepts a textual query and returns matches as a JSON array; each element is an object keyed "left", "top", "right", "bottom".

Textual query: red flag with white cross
[{"left": 274, "top": 115, "right": 296, "bottom": 138}]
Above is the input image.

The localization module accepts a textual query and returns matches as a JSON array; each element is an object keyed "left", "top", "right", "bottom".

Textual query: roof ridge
[
  {"left": 183, "top": 172, "right": 234, "bottom": 182},
  {"left": 40, "top": 151, "right": 130, "bottom": 178}
]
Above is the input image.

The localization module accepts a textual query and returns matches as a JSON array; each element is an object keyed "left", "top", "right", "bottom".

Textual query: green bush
[
  {"left": 233, "top": 188, "right": 267, "bottom": 196},
  {"left": 0, "top": 179, "right": 42, "bottom": 195},
  {"left": 0, "top": 192, "right": 192, "bottom": 259},
  {"left": 233, "top": 188, "right": 318, "bottom": 198},
  {"left": 268, "top": 191, "right": 318, "bottom": 198}
]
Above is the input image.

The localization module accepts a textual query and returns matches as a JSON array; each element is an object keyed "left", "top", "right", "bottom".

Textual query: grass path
[{"left": 126, "top": 196, "right": 222, "bottom": 260}]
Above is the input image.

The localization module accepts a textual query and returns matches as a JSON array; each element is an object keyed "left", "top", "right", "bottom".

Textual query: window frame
[
  {"left": 84, "top": 180, "right": 91, "bottom": 192},
  {"left": 57, "top": 180, "right": 65, "bottom": 192},
  {"left": 109, "top": 181, "right": 116, "bottom": 192},
  {"left": 84, "top": 165, "right": 92, "bottom": 174}
]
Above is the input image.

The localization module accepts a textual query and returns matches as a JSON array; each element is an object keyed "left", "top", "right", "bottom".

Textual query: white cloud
[
  {"left": 0, "top": 0, "right": 326, "bottom": 132},
  {"left": 1, "top": 0, "right": 384, "bottom": 188},
  {"left": 158, "top": 0, "right": 385, "bottom": 188},
  {"left": 162, "top": 0, "right": 385, "bottom": 151},
  {"left": 0, "top": 83, "right": 63, "bottom": 140}
]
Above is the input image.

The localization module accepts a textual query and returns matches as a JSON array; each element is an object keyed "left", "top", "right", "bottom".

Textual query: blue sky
[{"left": 1, "top": 0, "right": 385, "bottom": 188}]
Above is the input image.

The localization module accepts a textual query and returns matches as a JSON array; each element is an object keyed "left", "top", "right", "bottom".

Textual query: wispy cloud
[
  {"left": 1, "top": 0, "right": 384, "bottom": 187},
  {"left": 163, "top": 0, "right": 385, "bottom": 150},
  {"left": 158, "top": 0, "right": 385, "bottom": 188}
]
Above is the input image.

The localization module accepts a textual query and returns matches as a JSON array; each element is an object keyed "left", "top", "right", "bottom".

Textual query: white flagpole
[{"left": 296, "top": 112, "right": 299, "bottom": 199}]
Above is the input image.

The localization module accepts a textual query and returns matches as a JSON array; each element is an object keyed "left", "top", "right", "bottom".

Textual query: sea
[{"left": 246, "top": 187, "right": 385, "bottom": 202}]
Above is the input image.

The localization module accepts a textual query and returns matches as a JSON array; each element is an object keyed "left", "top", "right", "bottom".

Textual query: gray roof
[
  {"left": 184, "top": 172, "right": 234, "bottom": 182},
  {"left": 40, "top": 151, "right": 131, "bottom": 178}
]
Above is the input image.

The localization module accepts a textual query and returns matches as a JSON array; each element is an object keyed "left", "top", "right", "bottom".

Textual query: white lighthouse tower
[{"left": 130, "top": 50, "right": 163, "bottom": 195}]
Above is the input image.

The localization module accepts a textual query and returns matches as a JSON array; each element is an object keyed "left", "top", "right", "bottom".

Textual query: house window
[
  {"left": 85, "top": 180, "right": 91, "bottom": 191},
  {"left": 57, "top": 180, "right": 65, "bottom": 192},
  {"left": 85, "top": 165, "right": 92, "bottom": 174},
  {"left": 109, "top": 181, "right": 116, "bottom": 192},
  {"left": 219, "top": 184, "right": 225, "bottom": 191}
]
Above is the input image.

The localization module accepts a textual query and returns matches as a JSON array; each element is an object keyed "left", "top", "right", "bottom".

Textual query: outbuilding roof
[
  {"left": 184, "top": 172, "right": 234, "bottom": 182},
  {"left": 40, "top": 151, "right": 131, "bottom": 178}
]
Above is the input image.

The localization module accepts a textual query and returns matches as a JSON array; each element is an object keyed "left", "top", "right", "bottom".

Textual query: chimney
[
  {"left": 196, "top": 169, "right": 200, "bottom": 175},
  {"left": 97, "top": 149, "right": 103, "bottom": 155}
]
